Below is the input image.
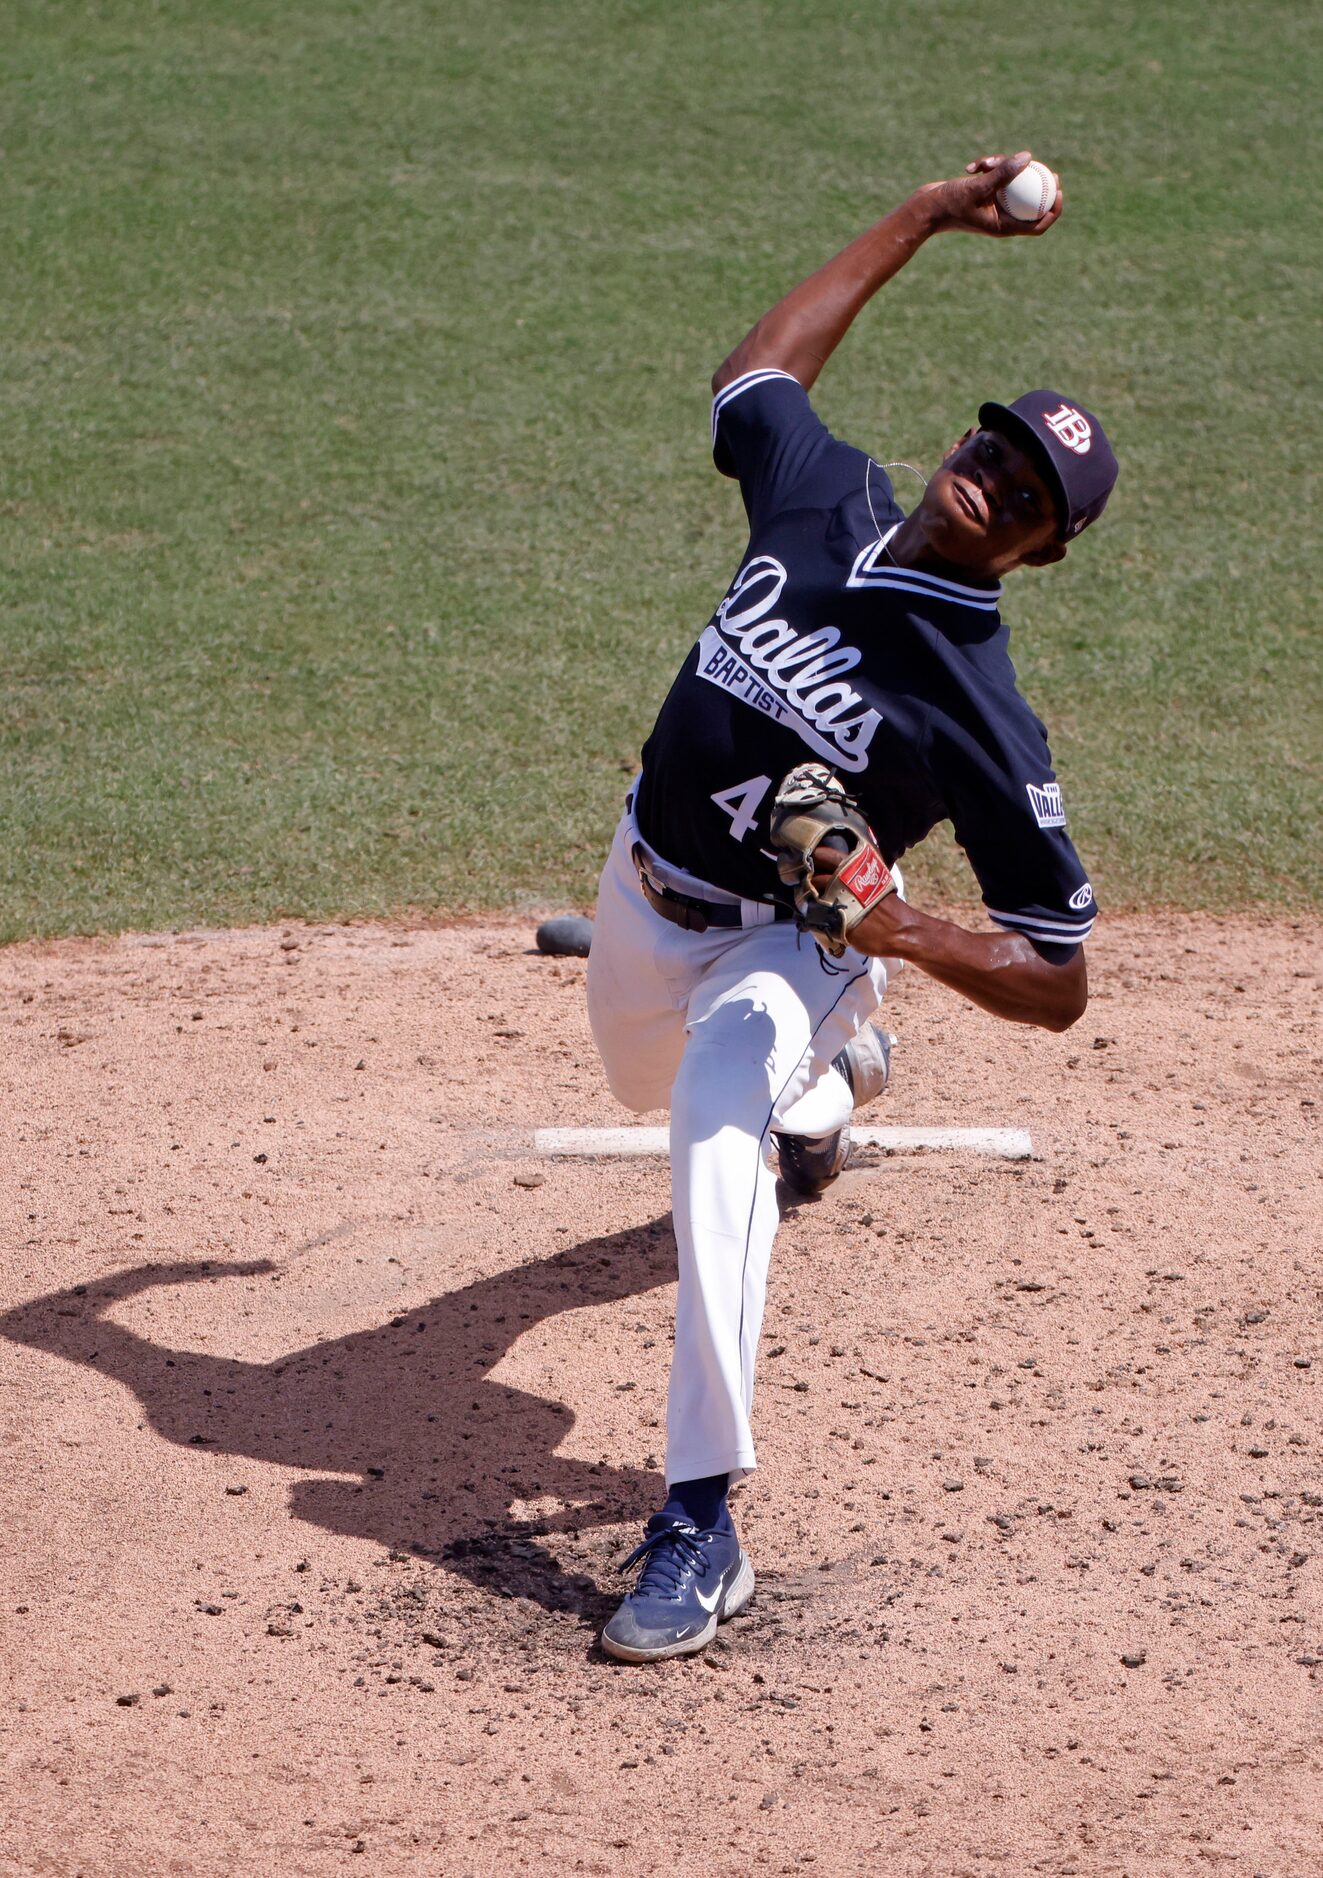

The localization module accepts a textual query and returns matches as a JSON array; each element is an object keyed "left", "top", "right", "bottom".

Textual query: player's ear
[
  {"left": 1020, "top": 538, "right": 1068, "bottom": 568},
  {"left": 941, "top": 428, "right": 976, "bottom": 461}
]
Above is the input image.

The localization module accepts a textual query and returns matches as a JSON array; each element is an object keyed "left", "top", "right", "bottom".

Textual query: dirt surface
[{"left": 1, "top": 912, "right": 1319, "bottom": 1877}]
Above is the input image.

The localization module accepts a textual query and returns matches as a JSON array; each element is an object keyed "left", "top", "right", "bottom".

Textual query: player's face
[{"left": 921, "top": 428, "right": 1063, "bottom": 575}]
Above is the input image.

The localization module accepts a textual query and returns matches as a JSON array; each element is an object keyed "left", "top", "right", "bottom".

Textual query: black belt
[{"left": 631, "top": 842, "right": 791, "bottom": 934}]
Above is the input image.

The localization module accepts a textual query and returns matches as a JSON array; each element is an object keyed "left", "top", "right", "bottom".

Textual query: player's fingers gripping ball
[{"left": 770, "top": 763, "right": 896, "bottom": 958}]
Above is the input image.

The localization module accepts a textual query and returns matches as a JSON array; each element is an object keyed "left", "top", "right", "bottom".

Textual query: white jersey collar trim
[{"left": 847, "top": 522, "right": 1003, "bottom": 611}]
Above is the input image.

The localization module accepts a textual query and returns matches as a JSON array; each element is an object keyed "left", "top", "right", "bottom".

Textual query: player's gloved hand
[
  {"left": 769, "top": 764, "right": 897, "bottom": 959},
  {"left": 916, "top": 152, "right": 1063, "bottom": 239}
]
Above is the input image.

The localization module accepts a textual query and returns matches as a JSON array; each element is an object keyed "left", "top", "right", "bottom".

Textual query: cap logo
[{"left": 1042, "top": 403, "right": 1092, "bottom": 455}]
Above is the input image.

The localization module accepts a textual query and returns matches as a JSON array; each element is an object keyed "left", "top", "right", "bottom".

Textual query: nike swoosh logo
[{"left": 694, "top": 1579, "right": 722, "bottom": 1613}]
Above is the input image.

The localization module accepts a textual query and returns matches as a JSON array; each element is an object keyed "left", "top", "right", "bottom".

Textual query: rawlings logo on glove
[{"left": 769, "top": 763, "right": 896, "bottom": 958}]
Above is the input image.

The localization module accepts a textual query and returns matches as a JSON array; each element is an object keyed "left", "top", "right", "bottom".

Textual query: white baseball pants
[{"left": 586, "top": 804, "right": 893, "bottom": 1487}]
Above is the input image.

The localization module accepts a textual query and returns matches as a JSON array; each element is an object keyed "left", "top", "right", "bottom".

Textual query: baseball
[{"left": 997, "top": 158, "right": 1058, "bottom": 223}]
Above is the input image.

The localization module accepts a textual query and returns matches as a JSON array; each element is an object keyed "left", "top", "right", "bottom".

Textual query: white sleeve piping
[
  {"left": 710, "top": 368, "right": 804, "bottom": 446},
  {"left": 987, "top": 906, "right": 1096, "bottom": 945}
]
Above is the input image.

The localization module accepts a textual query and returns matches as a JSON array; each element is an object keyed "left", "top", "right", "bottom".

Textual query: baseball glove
[{"left": 769, "top": 763, "right": 896, "bottom": 958}]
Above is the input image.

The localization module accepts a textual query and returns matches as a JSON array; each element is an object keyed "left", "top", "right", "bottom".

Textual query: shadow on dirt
[{"left": 0, "top": 1220, "right": 677, "bottom": 1625}]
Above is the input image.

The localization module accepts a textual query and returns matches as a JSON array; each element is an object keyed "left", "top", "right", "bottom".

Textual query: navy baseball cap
[{"left": 978, "top": 390, "right": 1118, "bottom": 540}]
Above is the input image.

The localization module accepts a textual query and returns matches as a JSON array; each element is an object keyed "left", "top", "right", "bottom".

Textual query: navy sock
[{"left": 660, "top": 1472, "right": 730, "bottom": 1533}]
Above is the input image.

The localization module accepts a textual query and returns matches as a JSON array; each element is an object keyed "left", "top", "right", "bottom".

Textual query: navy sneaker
[
  {"left": 773, "top": 1026, "right": 895, "bottom": 1196},
  {"left": 772, "top": 1127, "right": 851, "bottom": 1195},
  {"left": 600, "top": 1513, "right": 755, "bottom": 1663}
]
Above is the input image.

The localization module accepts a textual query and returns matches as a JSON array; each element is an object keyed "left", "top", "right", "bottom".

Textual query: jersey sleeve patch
[{"left": 1026, "top": 780, "right": 1067, "bottom": 828}]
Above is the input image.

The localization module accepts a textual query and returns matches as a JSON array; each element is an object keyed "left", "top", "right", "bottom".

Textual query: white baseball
[{"left": 996, "top": 159, "right": 1058, "bottom": 223}]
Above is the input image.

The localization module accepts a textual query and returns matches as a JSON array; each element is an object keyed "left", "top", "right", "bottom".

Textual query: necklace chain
[{"left": 866, "top": 457, "right": 929, "bottom": 554}]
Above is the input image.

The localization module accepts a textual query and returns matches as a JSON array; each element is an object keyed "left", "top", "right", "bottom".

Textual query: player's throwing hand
[{"left": 917, "top": 150, "right": 1063, "bottom": 238}]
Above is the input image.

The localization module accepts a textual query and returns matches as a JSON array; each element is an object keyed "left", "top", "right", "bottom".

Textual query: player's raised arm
[{"left": 712, "top": 152, "right": 1063, "bottom": 396}]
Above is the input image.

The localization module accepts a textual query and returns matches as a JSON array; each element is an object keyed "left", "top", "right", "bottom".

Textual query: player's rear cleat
[
  {"left": 600, "top": 1513, "right": 755, "bottom": 1663},
  {"left": 834, "top": 1022, "right": 894, "bottom": 1109},
  {"left": 773, "top": 1024, "right": 891, "bottom": 1195},
  {"left": 772, "top": 1126, "right": 851, "bottom": 1196}
]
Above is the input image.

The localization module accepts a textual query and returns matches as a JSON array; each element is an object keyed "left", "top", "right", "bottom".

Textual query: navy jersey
[{"left": 635, "top": 368, "right": 1097, "bottom": 950}]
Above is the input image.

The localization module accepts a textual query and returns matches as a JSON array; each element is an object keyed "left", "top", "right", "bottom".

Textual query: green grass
[{"left": 1, "top": 0, "right": 1318, "bottom": 938}]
